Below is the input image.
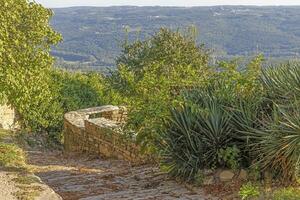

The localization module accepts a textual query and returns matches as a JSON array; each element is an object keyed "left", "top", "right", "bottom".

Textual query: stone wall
[
  {"left": 64, "top": 105, "right": 145, "bottom": 163},
  {"left": 0, "top": 104, "right": 18, "bottom": 130}
]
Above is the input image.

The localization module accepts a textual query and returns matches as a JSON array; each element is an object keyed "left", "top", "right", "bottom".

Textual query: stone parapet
[{"left": 64, "top": 105, "right": 145, "bottom": 163}]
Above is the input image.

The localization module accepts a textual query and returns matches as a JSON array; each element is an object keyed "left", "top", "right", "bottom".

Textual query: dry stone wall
[{"left": 64, "top": 105, "right": 145, "bottom": 163}]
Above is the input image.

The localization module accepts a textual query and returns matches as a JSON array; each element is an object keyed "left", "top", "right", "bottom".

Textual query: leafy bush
[
  {"left": 51, "top": 69, "right": 105, "bottom": 112},
  {"left": 108, "top": 27, "right": 211, "bottom": 152},
  {"left": 239, "top": 182, "right": 260, "bottom": 200},
  {"left": 0, "top": 0, "right": 62, "bottom": 132},
  {"left": 0, "top": 1, "right": 106, "bottom": 140},
  {"left": 218, "top": 146, "right": 241, "bottom": 170}
]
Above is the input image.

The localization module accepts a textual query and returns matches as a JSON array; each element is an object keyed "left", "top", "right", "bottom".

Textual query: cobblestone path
[{"left": 28, "top": 151, "right": 217, "bottom": 200}]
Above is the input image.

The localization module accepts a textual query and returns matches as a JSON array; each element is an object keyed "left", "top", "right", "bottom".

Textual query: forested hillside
[{"left": 51, "top": 6, "right": 300, "bottom": 71}]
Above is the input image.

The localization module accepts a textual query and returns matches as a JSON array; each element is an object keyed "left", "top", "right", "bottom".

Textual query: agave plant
[
  {"left": 229, "top": 98, "right": 264, "bottom": 166},
  {"left": 159, "top": 106, "right": 204, "bottom": 181},
  {"left": 244, "top": 104, "right": 300, "bottom": 184},
  {"left": 195, "top": 98, "right": 233, "bottom": 168},
  {"left": 262, "top": 62, "right": 300, "bottom": 106},
  {"left": 251, "top": 62, "right": 300, "bottom": 183},
  {"left": 160, "top": 97, "right": 236, "bottom": 181}
]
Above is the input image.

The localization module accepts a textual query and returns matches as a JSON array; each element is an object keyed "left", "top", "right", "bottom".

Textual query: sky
[{"left": 35, "top": 0, "right": 300, "bottom": 8}]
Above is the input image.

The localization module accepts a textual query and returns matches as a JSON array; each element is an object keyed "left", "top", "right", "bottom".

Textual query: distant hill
[{"left": 51, "top": 6, "right": 300, "bottom": 71}]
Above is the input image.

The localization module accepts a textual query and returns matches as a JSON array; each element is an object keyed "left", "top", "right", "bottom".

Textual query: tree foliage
[
  {"left": 51, "top": 69, "right": 105, "bottom": 113},
  {"left": 108, "top": 28, "right": 211, "bottom": 151},
  {"left": 0, "top": 0, "right": 62, "bottom": 131}
]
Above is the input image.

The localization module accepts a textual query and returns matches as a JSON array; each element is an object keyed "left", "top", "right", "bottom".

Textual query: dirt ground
[{"left": 0, "top": 171, "right": 18, "bottom": 200}]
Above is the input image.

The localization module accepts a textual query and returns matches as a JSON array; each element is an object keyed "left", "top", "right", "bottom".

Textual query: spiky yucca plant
[
  {"left": 246, "top": 105, "right": 300, "bottom": 183},
  {"left": 160, "top": 106, "right": 204, "bottom": 181},
  {"left": 254, "top": 63, "right": 300, "bottom": 183},
  {"left": 195, "top": 99, "right": 233, "bottom": 168},
  {"left": 160, "top": 98, "right": 234, "bottom": 181},
  {"left": 229, "top": 98, "right": 265, "bottom": 166},
  {"left": 262, "top": 62, "right": 300, "bottom": 106}
]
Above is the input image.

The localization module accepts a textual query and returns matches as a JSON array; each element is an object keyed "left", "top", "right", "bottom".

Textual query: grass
[
  {"left": 14, "top": 184, "right": 43, "bottom": 200},
  {"left": 12, "top": 175, "right": 41, "bottom": 185},
  {"left": 13, "top": 174, "right": 43, "bottom": 200},
  {"left": 0, "top": 129, "right": 43, "bottom": 200},
  {"left": 0, "top": 143, "right": 26, "bottom": 168},
  {"left": 272, "top": 187, "right": 300, "bottom": 200},
  {"left": 0, "top": 129, "right": 26, "bottom": 169}
]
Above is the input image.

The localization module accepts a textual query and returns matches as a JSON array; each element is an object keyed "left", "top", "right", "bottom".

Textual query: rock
[
  {"left": 219, "top": 170, "right": 235, "bottom": 182},
  {"left": 238, "top": 169, "right": 248, "bottom": 180}
]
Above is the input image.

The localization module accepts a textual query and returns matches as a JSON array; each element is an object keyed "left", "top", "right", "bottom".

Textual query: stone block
[{"left": 219, "top": 170, "right": 235, "bottom": 182}]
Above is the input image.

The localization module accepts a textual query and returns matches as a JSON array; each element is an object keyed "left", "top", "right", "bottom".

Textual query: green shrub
[
  {"left": 218, "top": 146, "right": 241, "bottom": 170},
  {"left": 40, "top": 69, "right": 105, "bottom": 141},
  {"left": 0, "top": 1, "right": 106, "bottom": 140},
  {"left": 8, "top": 68, "right": 64, "bottom": 133},
  {"left": 51, "top": 69, "right": 105, "bottom": 112},
  {"left": 0, "top": 0, "right": 62, "bottom": 132},
  {"left": 159, "top": 56, "right": 264, "bottom": 181},
  {"left": 108, "top": 27, "right": 211, "bottom": 152},
  {"left": 239, "top": 182, "right": 260, "bottom": 200}
]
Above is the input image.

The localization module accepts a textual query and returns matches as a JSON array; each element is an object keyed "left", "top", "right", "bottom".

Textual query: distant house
[{"left": 0, "top": 104, "right": 19, "bottom": 130}]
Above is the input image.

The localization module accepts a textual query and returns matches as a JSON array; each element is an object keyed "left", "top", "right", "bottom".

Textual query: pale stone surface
[
  {"left": 219, "top": 170, "right": 235, "bottom": 182},
  {"left": 0, "top": 104, "right": 18, "bottom": 130},
  {"left": 0, "top": 171, "right": 61, "bottom": 200},
  {"left": 28, "top": 150, "right": 216, "bottom": 200},
  {"left": 0, "top": 172, "right": 18, "bottom": 200},
  {"left": 36, "top": 184, "right": 62, "bottom": 200},
  {"left": 64, "top": 105, "right": 145, "bottom": 163}
]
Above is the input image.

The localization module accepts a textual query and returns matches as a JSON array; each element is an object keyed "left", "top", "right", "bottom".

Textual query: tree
[
  {"left": 108, "top": 28, "right": 211, "bottom": 151},
  {"left": 0, "top": 0, "right": 62, "bottom": 131}
]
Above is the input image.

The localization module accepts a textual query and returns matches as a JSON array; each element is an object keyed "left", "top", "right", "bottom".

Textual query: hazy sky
[{"left": 35, "top": 0, "right": 300, "bottom": 8}]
